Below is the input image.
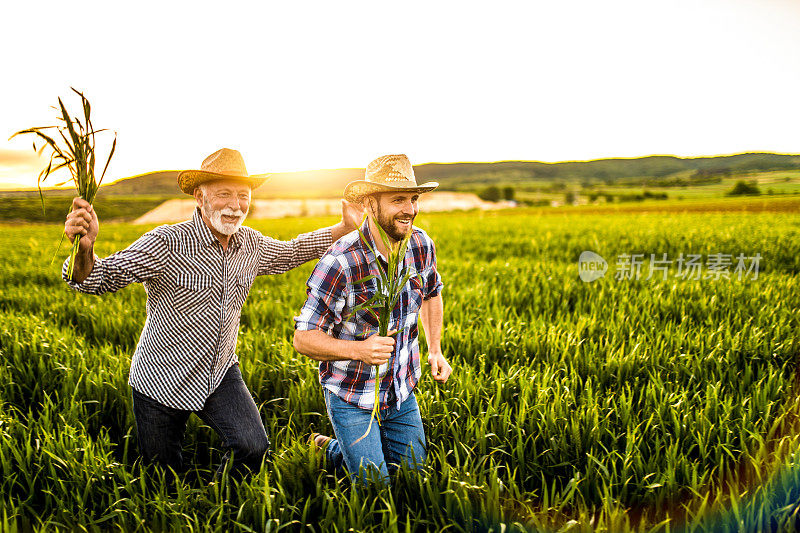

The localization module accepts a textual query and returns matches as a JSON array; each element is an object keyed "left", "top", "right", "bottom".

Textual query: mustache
[{"left": 219, "top": 207, "right": 246, "bottom": 218}]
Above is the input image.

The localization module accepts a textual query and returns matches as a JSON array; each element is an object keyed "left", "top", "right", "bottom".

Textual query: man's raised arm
[
  {"left": 257, "top": 200, "right": 363, "bottom": 276},
  {"left": 63, "top": 197, "right": 166, "bottom": 295}
]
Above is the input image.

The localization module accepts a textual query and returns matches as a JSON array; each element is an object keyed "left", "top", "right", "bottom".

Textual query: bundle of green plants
[{"left": 10, "top": 88, "right": 116, "bottom": 280}]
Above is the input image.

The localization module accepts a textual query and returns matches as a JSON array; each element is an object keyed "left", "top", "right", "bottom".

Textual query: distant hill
[
  {"left": 99, "top": 171, "right": 183, "bottom": 195},
  {"left": 413, "top": 152, "right": 800, "bottom": 188},
  {"left": 101, "top": 168, "right": 364, "bottom": 198},
  {"left": 104, "top": 152, "right": 800, "bottom": 196},
  {"left": 2, "top": 152, "right": 799, "bottom": 198}
]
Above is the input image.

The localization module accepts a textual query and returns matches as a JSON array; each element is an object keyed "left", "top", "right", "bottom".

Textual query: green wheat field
[{"left": 1, "top": 203, "right": 799, "bottom": 532}]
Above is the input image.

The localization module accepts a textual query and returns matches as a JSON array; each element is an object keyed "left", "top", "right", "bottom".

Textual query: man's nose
[
  {"left": 402, "top": 202, "right": 418, "bottom": 216},
  {"left": 230, "top": 197, "right": 248, "bottom": 211}
]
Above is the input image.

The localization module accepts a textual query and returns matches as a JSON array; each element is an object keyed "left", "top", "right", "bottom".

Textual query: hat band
[{"left": 201, "top": 168, "right": 248, "bottom": 178}]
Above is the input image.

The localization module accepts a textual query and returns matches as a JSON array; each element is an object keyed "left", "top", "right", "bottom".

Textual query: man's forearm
[
  {"left": 420, "top": 294, "right": 443, "bottom": 353},
  {"left": 69, "top": 245, "right": 97, "bottom": 284},
  {"left": 293, "top": 329, "right": 360, "bottom": 362}
]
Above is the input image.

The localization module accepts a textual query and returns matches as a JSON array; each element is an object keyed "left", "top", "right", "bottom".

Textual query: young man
[
  {"left": 293, "top": 154, "right": 452, "bottom": 484},
  {"left": 63, "top": 148, "right": 362, "bottom": 479}
]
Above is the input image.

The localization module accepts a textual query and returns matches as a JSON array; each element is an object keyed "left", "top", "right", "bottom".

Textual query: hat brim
[
  {"left": 177, "top": 170, "right": 270, "bottom": 195},
  {"left": 344, "top": 181, "right": 439, "bottom": 203}
]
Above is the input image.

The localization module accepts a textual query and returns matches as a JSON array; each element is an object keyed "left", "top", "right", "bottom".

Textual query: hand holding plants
[
  {"left": 64, "top": 198, "right": 98, "bottom": 252},
  {"left": 355, "top": 330, "right": 397, "bottom": 365}
]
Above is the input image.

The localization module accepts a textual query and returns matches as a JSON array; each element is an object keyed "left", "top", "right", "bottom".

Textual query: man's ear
[
  {"left": 193, "top": 186, "right": 204, "bottom": 208},
  {"left": 365, "top": 195, "right": 377, "bottom": 217}
]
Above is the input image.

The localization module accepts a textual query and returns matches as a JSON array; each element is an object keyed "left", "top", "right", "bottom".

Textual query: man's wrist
[
  {"left": 330, "top": 222, "right": 347, "bottom": 241},
  {"left": 350, "top": 338, "right": 367, "bottom": 362},
  {"left": 295, "top": 328, "right": 365, "bottom": 362}
]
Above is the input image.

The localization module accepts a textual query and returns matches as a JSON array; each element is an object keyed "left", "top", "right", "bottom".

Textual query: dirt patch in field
[{"left": 132, "top": 192, "right": 514, "bottom": 224}]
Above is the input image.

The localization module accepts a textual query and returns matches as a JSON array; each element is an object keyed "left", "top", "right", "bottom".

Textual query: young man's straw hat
[
  {"left": 343, "top": 154, "right": 438, "bottom": 203},
  {"left": 177, "top": 148, "right": 269, "bottom": 195}
]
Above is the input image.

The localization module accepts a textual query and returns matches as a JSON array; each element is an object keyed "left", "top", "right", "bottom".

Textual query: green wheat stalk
[
  {"left": 9, "top": 88, "right": 116, "bottom": 280},
  {"left": 347, "top": 215, "right": 419, "bottom": 445}
]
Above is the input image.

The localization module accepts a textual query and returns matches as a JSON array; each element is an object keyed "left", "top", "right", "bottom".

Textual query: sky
[{"left": 2, "top": 0, "right": 799, "bottom": 188}]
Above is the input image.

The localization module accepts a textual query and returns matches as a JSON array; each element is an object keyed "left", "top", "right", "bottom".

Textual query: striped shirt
[
  {"left": 63, "top": 208, "right": 332, "bottom": 410},
  {"left": 294, "top": 220, "right": 442, "bottom": 411}
]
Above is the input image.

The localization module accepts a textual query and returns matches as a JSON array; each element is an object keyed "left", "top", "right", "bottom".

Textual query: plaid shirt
[
  {"left": 295, "top": 220, "right": 443, "bottom": 411},
  {"left": 63, "top": 208, "right": 332, "bottom": 410}
]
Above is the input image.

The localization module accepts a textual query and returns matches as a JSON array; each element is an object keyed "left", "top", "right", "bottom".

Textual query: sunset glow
[{"left": 2, "top": 0, "right": 799, "bottom": 188}]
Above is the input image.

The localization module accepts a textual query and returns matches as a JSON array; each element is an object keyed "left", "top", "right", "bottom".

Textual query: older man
[
  {"left": 63, "top": 148, "right": 361, "bottom": 478},
  {"left": 293, "top": 154, "right": 452, "bottom": 485}
]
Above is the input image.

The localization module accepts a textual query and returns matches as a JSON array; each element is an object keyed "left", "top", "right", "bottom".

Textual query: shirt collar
[{"left": 192, "top": 208, "right": 217, "bottom": 248}]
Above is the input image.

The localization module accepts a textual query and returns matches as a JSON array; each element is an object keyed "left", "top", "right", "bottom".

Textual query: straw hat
[
  {"left": 177, "top": 148, "right": 269, "bottom": 195},
  {"left": 343, "top": 154, "right": 438, "bottom": 203}
]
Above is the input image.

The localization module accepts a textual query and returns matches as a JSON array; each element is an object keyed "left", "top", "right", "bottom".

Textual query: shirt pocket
[
  {"left": 404, "top": 276, "right": 424, "bottom": 314},
  {"left": 171, "top": 273, "right": 214, "bottom": 314},
  {"left": 233, "top": 271, "right": 256, "bottom": 309}
]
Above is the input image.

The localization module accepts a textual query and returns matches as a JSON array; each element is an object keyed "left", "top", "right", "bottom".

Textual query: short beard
[
  {"left": 372, "top": 199, "right": 413, "bottom": 242},
  {"left": 202, "top": 197, "right": 247, "bottom": 236}
]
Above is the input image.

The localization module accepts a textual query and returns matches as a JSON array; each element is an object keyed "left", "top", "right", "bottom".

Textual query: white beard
[{"left": 202, "top": 198, "right": 248, "bottom": 235}]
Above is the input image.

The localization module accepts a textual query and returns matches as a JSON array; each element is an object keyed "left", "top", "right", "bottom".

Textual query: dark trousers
[{"left": 131, "top": 363, "right": 269, "bottom": 479}]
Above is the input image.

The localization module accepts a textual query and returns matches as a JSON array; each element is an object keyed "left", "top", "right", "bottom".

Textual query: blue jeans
[
  {"left": 131, "top": 363, "right": 269, "bottom": 479},
  {"left": 323, "top": 387, "right": 427, "bottom": 485}
]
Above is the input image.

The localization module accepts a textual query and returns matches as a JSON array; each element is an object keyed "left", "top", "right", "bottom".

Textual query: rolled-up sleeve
[
  {"left": 258, "top": 228, "right": 332, "bottom": 276},
  {"left": 423, "top": 239, "right": 443, "bottom": 300},
  {"left": 62, "top": 232, "right": 168, "bottom": 295},
  {"left": 294, "top": 253, "right": 346, "bottom": 333}
]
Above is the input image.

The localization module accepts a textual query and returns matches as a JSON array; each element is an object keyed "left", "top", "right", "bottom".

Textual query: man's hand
[
  {"left": 341, "top": 199, "right": 364, "bottom": 233},
  {"left": 329, "top": 200, "right": 365, "bottom": 242},
  {"left": 65, "top": 197, "right": 99, "bottom": 252},
  {"left": 355, "top": 330, "right": 397, "bottom": 365},
  {"left": 428, "top": 351, "right": 452, "bottom": 383}
]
